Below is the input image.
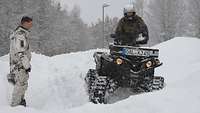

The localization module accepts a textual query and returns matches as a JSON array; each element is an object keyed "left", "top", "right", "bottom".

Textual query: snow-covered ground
[{"left": 0, "top": 37, "right": 200, "bottom": 113}]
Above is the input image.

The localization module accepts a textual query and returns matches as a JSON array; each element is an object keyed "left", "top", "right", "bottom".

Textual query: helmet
[{"left": 123, "top": 4, "right": 136, "bottom": 15}]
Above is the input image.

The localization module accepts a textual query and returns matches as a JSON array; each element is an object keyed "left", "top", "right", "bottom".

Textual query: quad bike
[{"left": 85, "top": 34, "right": 165, "bottom": 104}]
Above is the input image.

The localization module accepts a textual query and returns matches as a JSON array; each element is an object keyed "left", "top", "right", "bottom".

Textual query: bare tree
[
  {"left": 187, "top": 0, "right": 200, "bottom": 37},
  {"left": 145, "top": 0, "right": 185, "bottom": 45}
]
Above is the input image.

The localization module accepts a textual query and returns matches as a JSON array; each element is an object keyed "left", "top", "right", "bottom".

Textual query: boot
[{"left": 19, "top": 99, "right": 26, "bottom": 107}]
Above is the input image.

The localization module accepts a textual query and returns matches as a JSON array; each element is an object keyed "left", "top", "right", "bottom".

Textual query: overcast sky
[{"left": 58, "top": 0, "right": 132, "bottom": 24}]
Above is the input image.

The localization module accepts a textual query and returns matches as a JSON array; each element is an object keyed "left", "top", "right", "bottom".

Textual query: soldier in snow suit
[
  {"left": 114, "top": 4, "right": 149, "bottom": 46},
  {"left": 7, "top": 16, "right": 33, "bottom": 107}
]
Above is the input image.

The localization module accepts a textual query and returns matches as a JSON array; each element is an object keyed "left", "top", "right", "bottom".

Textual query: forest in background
[{"left": 0, "top": 0, "right": 199, "bottom": 56}]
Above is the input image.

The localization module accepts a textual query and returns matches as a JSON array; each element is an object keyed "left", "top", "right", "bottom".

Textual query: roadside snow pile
[{"left": 0, "top": 37, "right": 200, "bottom": 113}]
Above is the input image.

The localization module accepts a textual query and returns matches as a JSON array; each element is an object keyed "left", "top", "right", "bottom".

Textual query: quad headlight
[
  {"left": 116, "top": 58, "right": 123, "bottom": 65},
  {"left": 146, "top": 61, "right": 152, "bottom": 68}
]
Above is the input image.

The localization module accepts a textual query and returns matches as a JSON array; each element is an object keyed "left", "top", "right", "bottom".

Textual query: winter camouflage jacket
[
  {"left": 115, "top": 15, "right": 149, "bottom": 46},
  {"left": 9, "top": 26, "right": 31, "bottom": 73}
]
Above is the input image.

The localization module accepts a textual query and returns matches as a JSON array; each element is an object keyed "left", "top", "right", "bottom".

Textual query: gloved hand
[
  {"left": 114, "top": 38, "right": 121, "bottom": 45},
  {"left": 7, "top": 73, "right": 16, "bottom": 85},
  {"left": 26, "top": 68, "right": 31, "bottom": 73},
  {"left": 136, "top": 34, "right": 148, "bottom": 44}
]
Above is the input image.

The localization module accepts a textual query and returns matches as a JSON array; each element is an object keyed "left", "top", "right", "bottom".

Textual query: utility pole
[{"left": 102, "top": 3, "right": 110, "bottom": 48}]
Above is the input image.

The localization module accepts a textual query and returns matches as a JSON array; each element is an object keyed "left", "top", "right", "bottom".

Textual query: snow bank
[{"left": 0, "top": 37, "right": 200, "bottom": 113}]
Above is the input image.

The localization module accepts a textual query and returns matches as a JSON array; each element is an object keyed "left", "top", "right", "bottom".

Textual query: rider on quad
[
  {"left": 85, "top": 4, "right": 164, "bottom": 104},
  {"left": 114, "top": 4, "right": 149, "bottom": 46}
]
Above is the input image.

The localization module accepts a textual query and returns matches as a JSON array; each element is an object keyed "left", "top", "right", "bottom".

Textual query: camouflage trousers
[{"left": 10, "top": 69, "right": 29, "bottom": 107}]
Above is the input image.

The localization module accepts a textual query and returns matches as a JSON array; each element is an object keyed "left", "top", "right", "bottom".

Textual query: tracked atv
[{"left": 85, "top": 34, "right": 165, "bottom": 104}]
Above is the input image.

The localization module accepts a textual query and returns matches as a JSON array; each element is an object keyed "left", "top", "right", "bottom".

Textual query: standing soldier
[
  {"left": 115, "top": 4, "right": 149, "bottom": 46},
  {"left": 7, "top": 16, "right": 33, "bottom": 107}
]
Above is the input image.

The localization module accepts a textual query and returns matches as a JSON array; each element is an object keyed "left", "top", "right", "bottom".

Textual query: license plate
[{"left": 122, "top": 48, "right": 159, "bottom": 57}]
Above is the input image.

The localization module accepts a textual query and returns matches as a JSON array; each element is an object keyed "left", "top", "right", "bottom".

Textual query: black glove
[
  {"left": 26, "top": 68, "right": 31, "bottom": 73},
  {"left": 114, "top": 38, "right": 120, "bottom": 45},
  {"left": 7, "top": 73, "right": 16, "bottom": 85}
]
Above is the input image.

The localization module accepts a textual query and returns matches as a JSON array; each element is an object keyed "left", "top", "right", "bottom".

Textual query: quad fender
[{"left": 93, "top": 52, "right": 113, "bottom": 70}]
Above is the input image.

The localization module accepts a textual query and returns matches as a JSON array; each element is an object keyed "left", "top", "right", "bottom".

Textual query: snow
[{"left": 0, "top": 37, "right": 200, "bottom": 113}]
